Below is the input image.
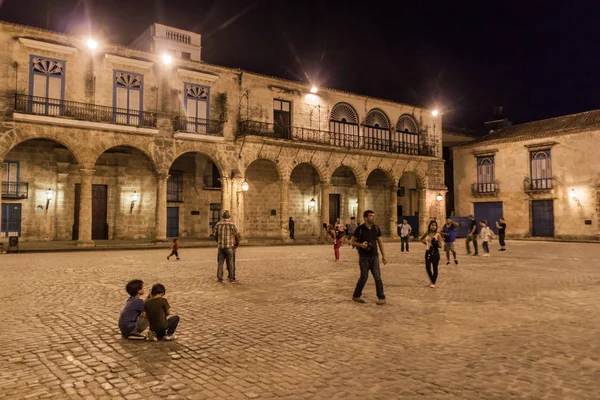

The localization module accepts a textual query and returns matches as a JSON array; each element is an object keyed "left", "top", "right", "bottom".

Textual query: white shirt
[{"left": 480, "top": 226, "right": 493, "bottom": 242}]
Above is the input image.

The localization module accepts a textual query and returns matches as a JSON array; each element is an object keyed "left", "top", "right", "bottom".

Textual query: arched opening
[
  {"left": 397, "top": 171, "right": 423, "bottom": 237},
  {"left": 167, "top": 152, "right": 222, "bottom": 238},
  {"left": 331, "top": 166, "right": 358, "bottom": 226},
  {"left": 289, "top": 163, "right": 321, "bottom": 237},
  {"left": 244, "top": 159, "right": 281, "bottom": 238},
  {"left": 1, "top": 139, "right": 79, "bottom": 241},
  {"left": 364, "top": 109, "right": 391, "bottom": 152},
  {"left": 329, "top": 102, "right": 359, "bottom": 148},
  {"left": 91, "top": 146, "right": 157, "bottom": 240},
  {"left": 395, "top": 114, "right": 420, "bottom": 154},
  {"left": 366, "top": 169, "right": 393, "bottom": 235}
]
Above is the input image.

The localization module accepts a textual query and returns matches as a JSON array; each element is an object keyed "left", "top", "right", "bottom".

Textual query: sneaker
[
  {"left": 167, "top": 256, "right": 170, "bottom": 260},
  {"left": 473, "top": 253, "right": 479, "bottom": 256},
  {"left": 446, "top": 261, "right": 450, "bottom": 265},
  {"left": 146, "top": 331, "right": 157, "bottom": 342},
  {"left": 430, "top": 284, "right": 436, "bottom": 288},
  {"left": 164, "top": 334, "right": 177, "bottom": 341},
  {"left": 401, "top": 251, "right": 404, "bottom": 253},
  {"left": 406, "top": 251, "right": 409, "bottom": 253},
  {"left": 229, "top": 279, "right": 239, "bottom": 283},
  {"left": 500, "top": 248, "right": 506, "bottom": 251},
  {"left": 484, "top": 253, "right": 490, "bottom": 257},
  {"left": 376, "top": 299, "right": 386, "bottom": 305},
  {"left": 454, "top": 260, "right": 459, "bottom": 265},
  {"left": 352, "top": 297, "right": 366, "bottom": 303}
]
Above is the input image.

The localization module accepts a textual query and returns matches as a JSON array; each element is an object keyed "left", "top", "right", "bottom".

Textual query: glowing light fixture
[
  {"left": 432, "top": 109, "right": 439, "bottom": 117},
  {"left": 569, "top": 189, "right": 577, "bottom": 199},
  {"left": 436, "top": 193, "right": 443, "bottom": 201},
  {"left": 130, "top": 191, "right": 138, "bottom": 213},
  {"left": 87, "top": 38, "right": 98, "bottom": 50},
  {"left": 45, "top": 188, "right": 53, "bottom": 212},
  {"left": 161, "top": 54, "right": 173, "bottom": 65},
  {"left": 241, "top": 180, "right": 249, "bottom": 192},
  {"left": 310, "top": 86, "right": 318, "bottom": 94}
]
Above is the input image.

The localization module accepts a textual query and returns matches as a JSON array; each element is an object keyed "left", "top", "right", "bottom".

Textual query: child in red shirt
[{"left": 167, "top": 239, "right": 180, "bottom": 260}]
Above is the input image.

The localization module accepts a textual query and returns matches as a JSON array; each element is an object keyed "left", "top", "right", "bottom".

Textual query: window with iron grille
[
  {"left": 476, "top": 156, "right": 495, "bottom": 192},
  {"left": 184, "top": 84, "right": 210, "bottom": 133},
  {"left": 364, "top": 109, "right": 391, "bottom": 152},
  {"left": 30, "top": 55, "right": 65, "bottom": 116},
  {"left": 329, "top": 102, "right": 360, "bottom": 148},
  {"left": 114, "top": 70, "right": 143, "bottom": 125},
  {"left": 167, "top": 172, "right": 183, "bottom": 202},
  {"left": 273, "top": 99, "right": 291, "bottom": 138},
  {"left": 530, "top": 150, "right": 552, "bottom": 189},
  {"left": 396, "top": 115, "right": 420, "bottom": 154}
]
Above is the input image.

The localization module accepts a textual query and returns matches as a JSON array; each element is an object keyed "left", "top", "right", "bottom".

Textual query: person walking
[
  {"left": 466, "top": 214, "right": 479, "bottom": 256},
  {"left": 347, "top": 217, "right": 357, "bottom": 242},
  {"left": 288, "top": 217, "right": 295, "bottom": 240},
  {"left": 326, "top": 224, "right": 340, "bottom": 261},
  {"left": 214, "top": 210, "right": 240, "bottom": 283},
  {"left": 495, "top": 218, "right": 507, "bottom": 251},
  {"left": 351, "top": 210, "right": 387, "bottom": 305},
  {"left": 442, "top": 217, "right": 459, "bottom": 265},
  {"left": 480, "top": 220, "right": 493, "bottom": 257},
  {"left": 397, "top": 219, "right": 412, "bottom": 253},
  {"left": 421, "top": 220, "right": 442, "bottom": 288}
]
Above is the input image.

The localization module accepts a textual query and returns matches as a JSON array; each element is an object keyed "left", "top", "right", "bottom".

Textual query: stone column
[
  {"left": 220, "top": 177, "right": 231, "bottom": 215},
  {"left": 77, "top": 168, "right": 95, "bottom": 247},
  {"left": 280, "top": 178, "right": 290, "bottom": 242},
  {"left": 320, "top": 181, "right": 330, "bottom": 238},
  {"left": 419, "top": 188, "right": 428, "bottom": 237},
  {"left": 155, "top": 172, "right": 169, "bottom": 242},
  {"left": 357, "top": 184, "right": 365, "bottom": 224},
  {"left": 55, "top": 171, "right": 69, "bottom": 240},
  {"left": 231, "top": 177, "right": 245, "bottom": 240},
  {"left": 389, "top": 185, "right": 398, "bottom": 237}
]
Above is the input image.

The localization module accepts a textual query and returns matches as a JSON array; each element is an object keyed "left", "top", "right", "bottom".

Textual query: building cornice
[
  {"left": 472, "top": 149, "right": 498, "bottom": 157},
  {"left": 523, "top": 141, "right": 559, "bottom": 150},
  {"left": 176, "top": 68, "right": 219, "bottom": 83},
  {"left": 18, "top": 37, "right": 78, "bottom": 55}
]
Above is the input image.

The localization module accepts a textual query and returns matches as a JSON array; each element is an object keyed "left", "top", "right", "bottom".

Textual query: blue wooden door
[
  {"left": 474, "top": 202, "right": 503, "bottom": 234},
  {"left": 401, "top": 215, "right": 419, "bottom": 237},
  {"left": 1, "top": 203, "right": 22, "bottom": 237},
  {"left": 532, "top": 200, "right": 554, "bottom": 237},
  {"left": 166, "top": 207, "right": 179, "bottom": 238}
]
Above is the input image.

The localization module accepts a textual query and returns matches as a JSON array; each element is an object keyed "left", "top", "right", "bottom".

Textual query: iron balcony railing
[
  {"left": 173, "top": 116, "right": 224, "bottom": 136},
  {"left": 524, "top": 177, "right": 553, "bottom": 192},
  {"left": 237, "top": 120, "right": 436, "bottom": 156},
  {"left": 1, "top": 181, "right": 28, "bottom": 199},
  {"left": 471, "top": 182, "right": 499, "bottom": 196},
  {"left": 14, "top": 94, "right": 157, "bottom": 128}
]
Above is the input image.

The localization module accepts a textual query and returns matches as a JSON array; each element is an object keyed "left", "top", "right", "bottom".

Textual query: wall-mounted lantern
[
  {"left": 241, "top": 180, "right": 249, "bottom": 192},
  {"left": 569, "top": 189, "right": 581, "bottom": 206},
  {"left": 45, "top": 188, "right": 53, "bottom": 213},
  {"left": 130, "top": 191, "right": 138, "bottom": 213},
  {"left": 436, "top": 193, "right": 444, "bottom": 201},
  {"left": 308, "top": 198, "right": 316, "bottom": 215}
]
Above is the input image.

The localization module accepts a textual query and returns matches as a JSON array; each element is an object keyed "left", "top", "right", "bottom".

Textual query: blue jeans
[
  {"left": 353, "top": 256, "right": 385, "bottom": 300},
  {"left": 401, "top": 236, "right": 410, "bottom": 252},
  {"left": 217, "top": 247, "right": 235, "bottom": 281}
]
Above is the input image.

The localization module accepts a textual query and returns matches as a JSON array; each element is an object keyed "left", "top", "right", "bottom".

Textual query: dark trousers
[
  {"left": 401, "top": 236, "right": 410, "bottom": 252},
  {"left": 217, "top": 247, "right": 235, "bottom": 281},
  {"left": 155, "top": 315, "right": 180, "bottom": 339},
  {"left": 167, "top": 250, "right": 179, "bottom": 259},
  {"left": 466, "top": 234, "right": 478, "bottom": 254},
  {"left": 482, "top": 241, "right": 490, "bottom": 253},
  {"left": 499, "top": 234, "right": 506, "bottom": 247},
  {"left": 425, "top": 252, "right": 440, "bottom": 284},
  {"left": 289, "top": 229, "right": 294, "bottom": 239},
  {"left": 353, "top": 256, "right": 385, "bottom": 300}
]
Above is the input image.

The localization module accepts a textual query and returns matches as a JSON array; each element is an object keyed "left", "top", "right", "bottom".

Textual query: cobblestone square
[{"left": 1, "top": 241, "right": 599, "bottom": 399}]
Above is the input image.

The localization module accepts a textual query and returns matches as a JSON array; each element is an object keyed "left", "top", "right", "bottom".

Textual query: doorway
[
  {"left": 209, "top": 203, "right": 221, "bottom": 236},
  {"left": 532, "top": 200, "right": 554, "bottom": 237},
  {"left": 474, "top": 202, "right": 504, "bottom": 234},
  {"left": 329, "top": 193, "right": 340, "bottom": 225},
  {"left": 73, "top": 184, "right": 108, "bottom": 240},
  {"left": 167, "top": 207, "right": 179, "bottom": 238},
  {"left": 1, "top": 203, "right": 22, "bottom": 237}
]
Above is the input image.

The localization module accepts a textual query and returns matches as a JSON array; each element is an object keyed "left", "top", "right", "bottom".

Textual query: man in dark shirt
[
  {"left": 495, "top": 218, "right": 507, "bottom": 251},
  {"left": 288, "top": 217, "right": 295, "bottom": 240},
  {"left": 350, "top": 210, "right": 387, "bottom": 305},
  {"left": 466, "top": 214, "right": 479, "bottom": 256}
]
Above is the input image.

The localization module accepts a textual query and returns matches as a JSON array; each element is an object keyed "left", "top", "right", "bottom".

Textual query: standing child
[
  {"left": 495, "top": 218, "right": 507, "bottom": 251},
  {"left": 167, "top": 239, "right": 180, "bottom": 260},
  {"left": 144, "top": 283, "right": 180, "bottom": 341},
  {"left": 480, "top": 220, "right": 493, "bottom": 257},
  {"left": 118, "top": 279, "right": 149, "bottom": 339}
]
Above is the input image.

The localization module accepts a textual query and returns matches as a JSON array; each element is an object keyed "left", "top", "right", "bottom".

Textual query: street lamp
[
  {"left": 432, "top": 109, "right": 439, "bottom": 117},
  {"left": 161, "top": 53, "right": 173, "bottom": 65},
  {"left": 436, "top": 193, "right": 443, "bottom": 201},
  {"left": 45, "top": 188, "right": 53, "bottom": 212},
  {"left": 310, "top": 86, "right": 318, "bottom": 94},
  {"left": 87, "top": 38, "right": 98, "bottom": 50},
  {"left": 130, "top": 191, "right": 138, "bottom": 213}
]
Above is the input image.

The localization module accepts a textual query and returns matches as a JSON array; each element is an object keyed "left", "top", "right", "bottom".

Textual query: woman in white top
[
  {"left": 420, "top": 220, "right": 443, "bottom": 288},
  {"left": 479, "top": 220, "right": 494, "bottom": 257}
]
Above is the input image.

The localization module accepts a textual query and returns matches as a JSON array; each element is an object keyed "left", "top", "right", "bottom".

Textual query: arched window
[
  {"left": 476, "top": 156, "right": 495, "bottom": 193},
  {"left": 395, "top": 114, "right": 419, "bottom": 155},
  {"left": 329, "top": 102, "right": 359, "bottom": 148},
  {"left": 364, "top": 109, "right": 391, "bottom": 152},
  {"left": 530, "top": 150, "right": 552, "bottom": 189}
]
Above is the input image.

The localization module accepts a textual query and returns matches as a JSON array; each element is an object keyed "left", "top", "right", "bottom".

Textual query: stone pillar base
[{"left": 76, "top": 240, "right": 95, "bottom": 248}]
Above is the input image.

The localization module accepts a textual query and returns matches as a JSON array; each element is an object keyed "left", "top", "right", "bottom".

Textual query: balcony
[
  {"left": 14, "top": 94, "right": 157, "bottom": 129},
  {"left": 471, "top": 182, "right": 499, "bottom": 197},
  {"left": 173, "top": 116, "right": 224, "bottom": 136},
  {"left": 524, "top": 177, "right": 554, "bottom": 193},
  {"left": 2, "top": 181, "right": 28, "bottom": 199},
  {"left": 237, "top": 120, "right": 436, "bottom": 156}
]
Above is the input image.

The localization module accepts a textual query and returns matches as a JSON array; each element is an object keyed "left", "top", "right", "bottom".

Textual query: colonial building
[
  {"left": 453, "top": 111, "right": 600, "bottom": 240},
  {"left": 0, "top": 21, "right": 445, "bottom": 245}
]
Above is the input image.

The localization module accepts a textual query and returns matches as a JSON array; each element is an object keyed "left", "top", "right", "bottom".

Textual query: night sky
[{"left": 1, "top": 0, "right": 598, "bottom": 132}]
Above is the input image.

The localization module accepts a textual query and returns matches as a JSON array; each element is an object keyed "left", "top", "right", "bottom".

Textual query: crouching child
[
  {"left": 118, "top": 279, "right": 149, "bottom": 339},
  {"left": 144, "top": 283, "right": 180, "bottom": 341}
]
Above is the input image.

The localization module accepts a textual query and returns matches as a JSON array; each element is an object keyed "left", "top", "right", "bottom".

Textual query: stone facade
[
  {"left": 453, "top": 121, "right": 600, "bottom": 241},
  {"left": 0, "top": 21, "right": 445, "bottom": 243}
]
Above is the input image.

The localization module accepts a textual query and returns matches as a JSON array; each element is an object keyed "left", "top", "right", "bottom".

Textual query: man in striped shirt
[{"left": 214, "top": 210, "right": 240, "bottom": 283}]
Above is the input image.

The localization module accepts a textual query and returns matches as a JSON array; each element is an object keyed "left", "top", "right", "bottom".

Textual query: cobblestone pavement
[{"left": 1, "top": 240, "right": 599, "bottom": 399}]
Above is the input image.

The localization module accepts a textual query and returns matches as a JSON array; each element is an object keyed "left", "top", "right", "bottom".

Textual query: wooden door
[
  {"left": 329, "top": 193, "right": 340, "bottom": 225},
  {"left": 474, "top": 202, "right": 504, "bottom": 234},
  {"left": 167, "top": 207, "right": 179, "bottom": 238},
  {"left": 91, "top": 185, "right": 108, "bottom": 240},
  {"left": 532, "top": 200, "right": 554, "bottom": 237}
]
